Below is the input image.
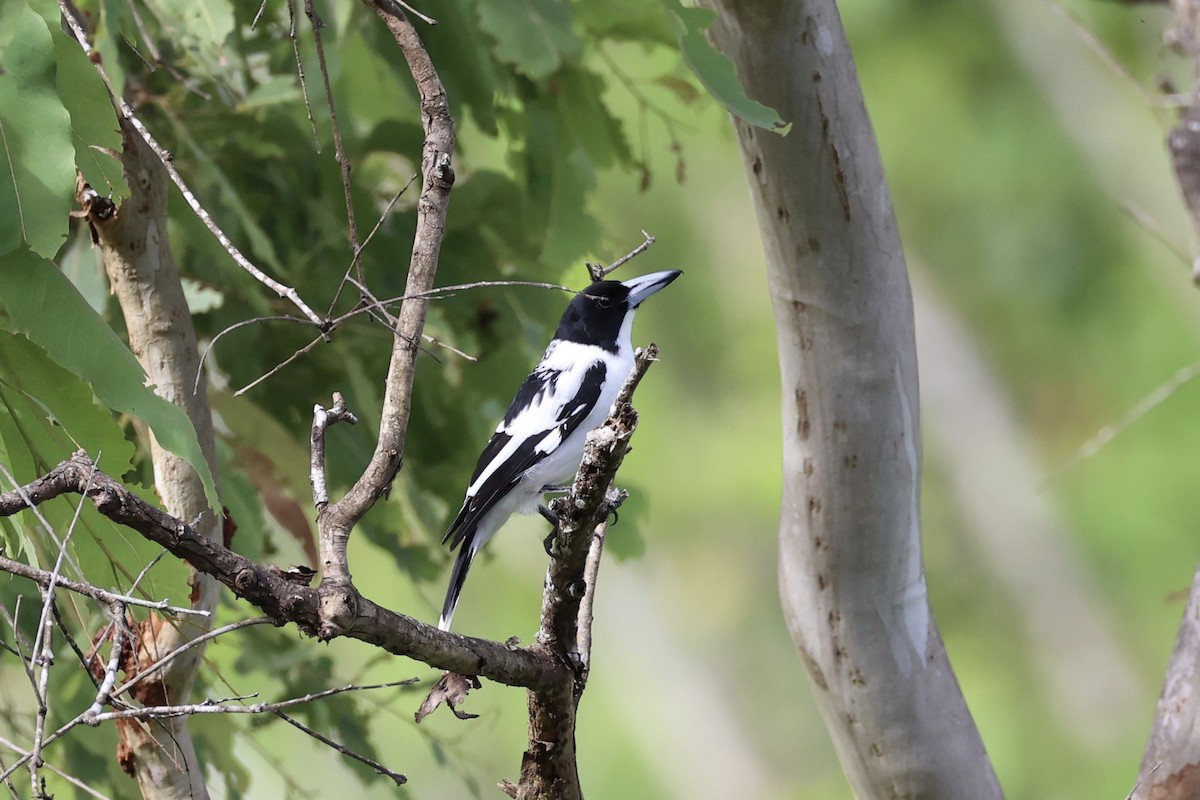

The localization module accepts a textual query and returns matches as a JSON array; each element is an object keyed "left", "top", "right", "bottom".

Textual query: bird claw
[
  {"left": 543, "top": 529, "right": 561, "bottom": 558},
  {"left": 537, "top": 504, "right": 560, "bottom": 527}
]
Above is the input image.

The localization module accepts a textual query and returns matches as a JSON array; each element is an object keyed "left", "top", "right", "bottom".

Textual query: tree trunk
[
  {"left": 88, "top": 118, "right": 221, "bottom": 800},
  {"left": 1130, "top": 560, "right": 1200, "bottom": 800},
  {"left": 698, "top": 1, "right": 1003, "bottom": 796}
]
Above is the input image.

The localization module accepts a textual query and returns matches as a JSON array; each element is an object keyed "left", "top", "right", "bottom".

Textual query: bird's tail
[{"left": 438, "top": 541, "right": 477, "bottom": 631}]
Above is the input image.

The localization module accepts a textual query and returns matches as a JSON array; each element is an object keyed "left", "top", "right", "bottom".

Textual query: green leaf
[
  {"left": 49, "top": 23, "right": 128, "bottom": 200},
  {"left": 556, "top": 68, "right": 632, "bottom": 170},
  {"left": 58, "top": 223, "right": 108, "bottom": 314},
  {"left": 477, "top": 0, "right": 581, "bottom": 80},
  {"left": 0, "top": 5, "right": 75, "bottom": 258},
  {"left": 661, "top": 0, "right": 788, "bottom": 132},
  {"left": 0, "top": 247, "right": 220, "bottom": 511},
  {"left": 0, "top": 332, "right": 192, "bottom": 605},
  {"left": 144, "top": 0, "right": 235, "bottom": 81},
  {"left": 0, "top": 331, "right": 135, "bottom": 472}
]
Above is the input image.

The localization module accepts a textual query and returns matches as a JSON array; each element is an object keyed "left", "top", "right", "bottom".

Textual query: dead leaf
[{"left": 415, "top": 671, "right": 480, "bottom": 723}]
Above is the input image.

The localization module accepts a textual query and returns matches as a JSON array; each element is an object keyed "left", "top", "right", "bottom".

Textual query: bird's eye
[{"left": 596, "top": 297, "right": 613, "bottom": 309}]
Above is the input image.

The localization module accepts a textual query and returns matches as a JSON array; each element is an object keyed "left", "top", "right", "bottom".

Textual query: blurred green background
[
  {"left": 6, "top": 0, "right": 1200, "bottom": 797},
  {"left": 286, "top": 1, "right": 1199, "bottom": 797},
  {"left": 366, "top": 1, "right": 1199, "bottom": 797},
  {"left": 166, "top": 1, "right": 1200, "bottom": 797}
]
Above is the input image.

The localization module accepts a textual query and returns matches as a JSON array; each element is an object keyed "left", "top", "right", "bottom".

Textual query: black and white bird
[{"left": 438, "top": 270, "right": 682, "bottom": 631}]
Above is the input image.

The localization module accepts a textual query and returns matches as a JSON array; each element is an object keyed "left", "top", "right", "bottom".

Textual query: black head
[{"left": 552, "top": 270, "right": 682, "bottom": 351}]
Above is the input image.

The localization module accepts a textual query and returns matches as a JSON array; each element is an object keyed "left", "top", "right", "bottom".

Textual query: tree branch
[
  {"left": 315, "top": 0, "right": 456, "bottom": 627},
  {"left": 0, "top": 452, "right": 563, "bottom": 691},
  {"left": 516, "top": 346, "right": 657, "bottom": 800},
  {"left": 1130, "top": 560, "right": 1200, "bottom": 799}
]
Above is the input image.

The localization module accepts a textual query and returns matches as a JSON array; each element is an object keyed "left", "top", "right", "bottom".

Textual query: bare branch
[
  {"left": 86, "top": 680, "right": 417, "bottom": 724},
  {"left": 0, "top": 452, "right": 565, "bottom": 690},
  {"left": 1052, "top": 360, "right": 1200, "bottom": 479},
  {"left": 310, "top": 393, "right": 359, "bottom": 508},
  {"left": 114, "top": 617, "right": 274, "bottom": 700},
  {"left": 85, "top": 605, "right": 126, "bottom": 718},
  {"left": 0, "top": 554, "right": 211, "bottom": 619},
  {"left": 519, "top": 345, "right": 659, "bottom": 799},
  {"left": 274, "top": 710, "right": 408, "bottom": 786},
  {"left": 591, "top": 231, "right": 657, "bottom": 281},
  {"left": 286, "top": 0, "right": 321, "bottom": 148},
  {"left": 305, "top": 0, "right": 362, "bottom": 287},
  {"left": 0, "top": 735, "right": 111, "bottom": 800},
  {"left": 319, "top": 0, "right": 456, "bottom": 618},
  {"left": 1130, "top": 561, "right": 1200, "bottom": 798}
]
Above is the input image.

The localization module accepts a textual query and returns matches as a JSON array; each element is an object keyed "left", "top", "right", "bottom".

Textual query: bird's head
[{"left": 553, "top": 270, "right": 682, "bottom": 350}]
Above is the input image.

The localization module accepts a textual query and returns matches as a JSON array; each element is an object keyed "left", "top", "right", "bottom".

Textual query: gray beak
[{"left": 622, "top": 269, "right": 683, "bottom": 308}]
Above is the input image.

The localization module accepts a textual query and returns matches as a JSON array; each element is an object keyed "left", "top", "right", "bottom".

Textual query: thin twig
[
  {"left": 234, "top": 332, "right": 328, "bottom": 395},
  {"left": 593, "top": 231, "right": 657, "bottom": 280},
  {"left": 49, "top": 600, "right": 100, "bottom": 690},
  {"left": 329, "top": 174, "right": 421, "bottom": 314},
  {"left": 275, "top": 711, "right": 408, "bottom": 786},
  {"left": 57, "top": 1, "right": 325, "bottom": 327},
  {"left": 1051, "top": 360, "right": 1200, "bottom": 480},
  {"left": 0, "top": 554, "right": 211, "bottom": 618},
  {"left": 195, "top": 314, "right": 311, "bottom": 393},
  {"left": 305, "top": 0, "right": 362, "bottom": 291},
  {"left": 86, "top": 680, "right": 418, "bottom": 724},
  {"left": 113, "top": 617, "right": 274, "bottom": 700},
  {"left": 1051, "top": 2, "right": 1157, "bottom": 106},
  {"left": 0, "top": 735, "right": 111, "bottom": 800},
  {"left": 390, "top": 0, "right": 437, "bottom": 25},
  {"left": 575, "top": 520, "right": 607, "bottom": 678},
  {"left": 0, "top": 601, "right": 35, "bottom": 686},
  {"left": 28, "top": 608, "right": 52, "bottom": 799},
  {"left": 85, "top": 604, "right": 126, "bottom": 717},
  {"left": 287, "top": 0, "right": 321, "bottom": 147},
  {"left": 127, "top": 549, "right": 167, "bottom": 596},
  {"left": 311, "top": 393, "right": 359, "bottom": 508},
  {"left": 0, "top": 709, "right": 92, "bottom": 786},
  {"left": 0, "top": 749, "right": 18, "bottom": 800},
  {"left": 361, "top": 175, "right": 419, "bottom": 253},
  {"left": 1119, "top": 202, "right": 1190, "bottom": 266},
  {"left": 28, "top": 461, "right": 95, "bottom": 798},
  {"left": 251, "top": 0, "right": 270, "bottom": 28}
]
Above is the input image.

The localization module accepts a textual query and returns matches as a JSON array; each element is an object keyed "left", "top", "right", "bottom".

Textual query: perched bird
[{"left": 438, "top": 270, "right": 682, "bottom": 631}]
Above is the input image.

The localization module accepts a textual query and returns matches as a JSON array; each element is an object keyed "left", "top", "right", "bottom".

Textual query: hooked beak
[{"left": 622, "top": 269, "right": 683, "bottom": 308}]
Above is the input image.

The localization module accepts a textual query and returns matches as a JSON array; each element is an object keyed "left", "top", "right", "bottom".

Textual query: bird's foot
[
  {"left": 537, "top": 503, "right": 560, "bottom": 527},
  {"left": 541, "top": 504, "right": 563, "bottom": 557},
  {"left": 543, "top": 529, "right": 561, "bottom": 558}
]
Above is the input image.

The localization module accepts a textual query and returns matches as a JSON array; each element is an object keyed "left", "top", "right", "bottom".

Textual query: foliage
[{"left": 0, "top": 0, "right": 777, "bottom": 796}]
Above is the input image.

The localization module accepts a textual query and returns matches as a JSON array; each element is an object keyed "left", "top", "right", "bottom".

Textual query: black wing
[{"left": 443, "top": 361, "right": 608, "bottom": 551}]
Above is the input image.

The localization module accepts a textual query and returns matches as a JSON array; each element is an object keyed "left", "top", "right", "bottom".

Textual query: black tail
[{"left": 439, "top": 541, "right": 476, "bottom": 631}]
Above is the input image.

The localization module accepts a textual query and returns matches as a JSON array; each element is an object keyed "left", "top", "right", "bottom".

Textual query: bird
[{"left": 438, "top": 269, "right": 683, "bottom": 631}]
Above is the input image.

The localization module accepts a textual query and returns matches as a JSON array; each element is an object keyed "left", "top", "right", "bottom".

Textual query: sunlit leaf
[
  {"left": 661, "top": 0, "right": 787, "bottom": 132},
  {"left": 0, "top": 331, "right": 192, "bottom": 604},
  {"left": 0, "top": 247, "right": 220, "bottom": 510},
  {"left": 477, "top": 0, "right": 581, "bottom": 80},
  {"left": 48, "top": 20, "right": 127, "bottom": 201},
  {"left": 0, "top": 5, "right": 75, "bottom": 258}
]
